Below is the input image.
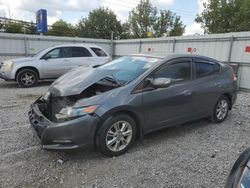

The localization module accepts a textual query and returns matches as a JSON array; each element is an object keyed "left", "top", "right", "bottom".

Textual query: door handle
[
  {"left": 215, "top": 83, "right": 222, "bottom": 88},
  {"left": 182, "top": 90, "right": 192, "bottom": 96}
]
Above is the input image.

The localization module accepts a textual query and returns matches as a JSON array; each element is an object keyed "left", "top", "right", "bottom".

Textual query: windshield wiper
[{"left": 103, "top": 75, "right": 123, "bottom": 86}]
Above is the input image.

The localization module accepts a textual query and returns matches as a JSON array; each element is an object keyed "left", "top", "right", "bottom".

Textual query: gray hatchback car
[{"left": 29, "top": 54, "right": 237, "bottom": 156}]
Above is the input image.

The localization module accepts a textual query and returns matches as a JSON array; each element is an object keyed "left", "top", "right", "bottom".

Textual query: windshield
[
  {"left": 32, "top": 48, "right": 48, "bottom": 57},
  {"left": 100, "top": 56, "right": 160, "bottom": 84}
]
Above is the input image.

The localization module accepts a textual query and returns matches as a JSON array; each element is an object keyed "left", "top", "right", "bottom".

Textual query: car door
[
  {"left": 190, "top": 58, "right": 222, "bottom": 117},
  {"left": 70, "top": 47, "right": 94, "bottom": 68},
  {"left": 40, "top": 47, "right": 72, "bottom": 78},
  {"left": 141, "top": 58, "right": 194, "bottom": 132}
]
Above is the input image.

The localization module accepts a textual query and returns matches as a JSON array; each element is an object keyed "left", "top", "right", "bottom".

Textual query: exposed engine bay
[{"left": 37, "top": 80, "right": 121, "bottom": 122}]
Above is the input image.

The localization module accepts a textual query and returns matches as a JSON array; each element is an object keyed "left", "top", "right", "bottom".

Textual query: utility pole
[
  {"left": 111, "top": 31, "right": 114, "bottom": 58},
  {"left": 24, "top": 28, "right": 28, "bottom": 57}
]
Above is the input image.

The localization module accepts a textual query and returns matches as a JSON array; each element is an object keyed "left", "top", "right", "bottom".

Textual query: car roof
[
  {"left": 49, "top": 43, "right": 103, "bottom": 48},
  {"left": 130, "top": 53, "right": 221, "bottom": 63}
]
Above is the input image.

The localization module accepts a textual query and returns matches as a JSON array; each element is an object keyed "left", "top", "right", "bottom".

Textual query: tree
[
  {"left": 76, "top": 7, "right": 123, "bottom": 39},
  {"left": 127, "top": 0, "right": 185, "bottom": 38},
  {"left": 0, "top": 20, "right": 36, "bottom": 34},
  {"left": 128, "top": 0, "right": 157, "bottom": 38},
  {"left": 0, "top": 20, "right": 4, "bottom": 30},
  {"left": 24, "top": 22, "right": 36, "bottom": 34},
  {"left": 4, "top": 21, "right": 25, "bottom": 33},
  {"left": 120, "top": 22, "right": 131, "bottom": 39},
  {"left": 231, "top": 0, "right": 250, "bottom": 32},
  {"left": 196, "top": 0, "right": 250, "bottom": 34},
  {"left": 47, "top": 20, "right": 77, "bottom": 37}
]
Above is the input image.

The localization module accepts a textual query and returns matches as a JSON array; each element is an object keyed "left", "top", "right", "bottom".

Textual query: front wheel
[
  {"left": 96, "top": 114, "right": 137, "bottom": 157},
  {"left": 16, "top": 69, "right": 38, "bottom": 88},
  {"left": 210, "top": 95, "right": 230, "bottom": 123}
]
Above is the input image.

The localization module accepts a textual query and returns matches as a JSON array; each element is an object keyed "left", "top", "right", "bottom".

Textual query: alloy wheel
[
  {"left": 21, "top": 73, "right": 35, "bottom": 86},
  {"left": 216, "top": 99, "right": 228, "bottom": 120},
  {"left": 105, "top": 120, "right": 133, "bottom": 152}
]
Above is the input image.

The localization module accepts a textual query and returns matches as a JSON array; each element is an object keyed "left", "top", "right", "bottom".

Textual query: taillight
[{"left": 233, "top": 73, "right": 237, "bottom": 81}]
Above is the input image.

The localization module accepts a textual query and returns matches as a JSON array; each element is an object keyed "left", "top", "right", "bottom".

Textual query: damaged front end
[
  {"left": 29, "top": 67, "right": 123, "bottom": 150},
  {"left": 38, "top": 79, "right": 120, "bottom": 123},
  {"left": 35, "top": 67, "right": 122, "bottom": 122}
]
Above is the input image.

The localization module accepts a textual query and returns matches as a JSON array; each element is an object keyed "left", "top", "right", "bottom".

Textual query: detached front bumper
[{"left": 29, "top": 103, "right": 100, "bottom": 150}]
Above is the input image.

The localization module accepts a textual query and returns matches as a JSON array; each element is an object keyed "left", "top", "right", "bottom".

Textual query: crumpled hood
[
  {"left": 10, "top": 57, "right": 35, "bottom": 63},
  {"left": 48, "top": 67, "right": 119, "bottom": 97}
]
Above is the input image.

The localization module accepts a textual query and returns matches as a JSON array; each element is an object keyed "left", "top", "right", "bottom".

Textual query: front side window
[
  {"left": 195, "top": 61, "right": 220, "bottom": 78},
  {"left": 43, "top": 47, "right": 72, "bottom": 59},
  {"left": 72, "top": 47, "right": 92, "bottom": 57},
  {"left": 45, "top": 48, "right": 60, "bottom": 59},
  {"left": 91, "top": 47, "right": 107, "bottom": 57},
  {"left": 154, "top": 62, "right": 191, "bottom": 82}
]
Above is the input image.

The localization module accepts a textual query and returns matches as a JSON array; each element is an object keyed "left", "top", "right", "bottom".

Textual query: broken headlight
[{"left": 55, "top": 105, "right": 99, "bottom": 121}]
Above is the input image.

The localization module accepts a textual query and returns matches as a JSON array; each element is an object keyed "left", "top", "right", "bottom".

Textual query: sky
[{"left": 0, "top": 0, "right": 207, "bottom": 35}]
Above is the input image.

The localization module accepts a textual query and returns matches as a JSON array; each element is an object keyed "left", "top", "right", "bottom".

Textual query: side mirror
[
  {"left": 151, "top": 77, "right": 172, "bottom": 88},
  {"left": 225, "top": 148, "right": 250, "bottom": 188},
  {"left": 43, "top": 55, "right": 51, "bottom": 60}
]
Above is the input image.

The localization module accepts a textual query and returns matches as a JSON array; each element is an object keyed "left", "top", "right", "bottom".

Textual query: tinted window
[
  {"left": 154, "top": 62, "right": 191, "bottom": 82},
  {"left": 91, "top": 47, "right": 107, "bottom": 57},
  {"left": 43, "top": 47, "right": 72, "bottom": 59},
  {"left": 195, "top": 62, "right": 220, "bottom": 78},
  {"left": 72, "top": 47, "right": 92, "bottom": 57},
  {"left": 214, "top": 63, "right": 220, "bottom": 74},
  {"left": 60, "top": 47, "right": 72, "bottom": 58}
]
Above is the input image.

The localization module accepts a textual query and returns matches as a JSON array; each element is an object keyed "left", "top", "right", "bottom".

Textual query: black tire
[
  {"left": 210, "top": 95, "right": 230, "bottom": 123},
  {"left": 96, "top": 114, "right": 137, "bottom": 157},
  {"left": 16, "top": 69, "right": 38, "bottom": 88},
  {"left": 225, "top": 147, "right": 250, "bottom": 188}
]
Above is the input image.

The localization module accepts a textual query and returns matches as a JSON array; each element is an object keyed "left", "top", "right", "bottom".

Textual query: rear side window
[
  {"left": 72, "top": 47, "right": 92, "bottom": 57},
  {"left": 91, "top": 47, "right": 107, "bottom": 57},
  {"left": 195, "top": 62, "right": 220, "bottom": 78},
  {"left": 154, "top": 62, "right": 191, "bottom": 82}
]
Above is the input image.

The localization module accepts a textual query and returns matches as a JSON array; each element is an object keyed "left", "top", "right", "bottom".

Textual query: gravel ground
[{"left": 0, "top": 79, "right": 250, "bottom": 188}]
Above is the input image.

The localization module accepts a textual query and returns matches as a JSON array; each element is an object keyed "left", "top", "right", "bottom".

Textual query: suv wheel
[
  {"left": 210, "top": 95, "right": 229, "bottom": 123},
  {"left": 96, "top": 114, "right": 137, "bottom": 157},
  {"left": 17, "top": 69, "right": 38, "bottom": 88}
]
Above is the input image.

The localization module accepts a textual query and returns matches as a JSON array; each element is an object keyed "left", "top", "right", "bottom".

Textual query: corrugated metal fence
[
  {"left": 1, "top": 32, "right": 250, "bottom": 90},
  {"left": 0, "top": 32, "right": 112, "bottom": 61},
  {"left": 115, "top": 32, "right": 250, "bottom": 90}
]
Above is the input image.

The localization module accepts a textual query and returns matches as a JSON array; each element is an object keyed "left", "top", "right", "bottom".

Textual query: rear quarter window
[
  {"left": 195, "top": 61, "right": 220, "bottom": 78},
  {"left": 72, "top": 47, "right": 92, "bottom": 57},
  {"left": 91, "top": 47, "right": 108, "bottom": 57}
]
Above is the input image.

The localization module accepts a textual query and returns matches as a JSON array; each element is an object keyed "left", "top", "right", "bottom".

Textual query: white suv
[{"left": 0, "top": 44, "right": 111, "bottom": 87}]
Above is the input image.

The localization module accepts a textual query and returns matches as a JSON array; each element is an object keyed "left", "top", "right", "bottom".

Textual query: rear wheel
[
  {"left": 17, "top": 69, "right": 38, "bottom": 88},
  {"left": 210, "top": 95, "right": 229, "bottom": 123},
  {"left": 96, "top": 114, "right": 137, "bottom": 157}
]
